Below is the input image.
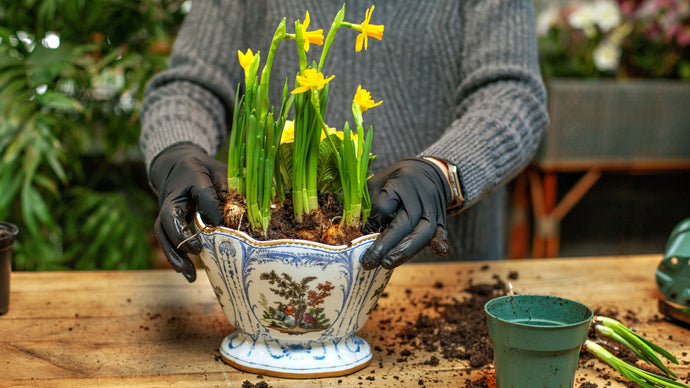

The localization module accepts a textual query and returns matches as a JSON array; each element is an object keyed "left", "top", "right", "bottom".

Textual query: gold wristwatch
[{"left": 446, "top": 162, "right": 465, "bottom": 216}]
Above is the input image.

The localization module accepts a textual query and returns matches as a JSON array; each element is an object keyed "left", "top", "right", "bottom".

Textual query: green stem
[
  {"left": 596, "top": 316, "right": 679, "bottom": 377},
  {"left": 294, "top": 20, "right": 307, "bottom": 71},
  {"left": 318, "top": 4, "right": 345, "bottom": 72},
  {"left": 585, "top": 340, "right": 689, "bottom": 388},
  {"left": 258, "top": 18, "right": 286, "bottom": 125}
]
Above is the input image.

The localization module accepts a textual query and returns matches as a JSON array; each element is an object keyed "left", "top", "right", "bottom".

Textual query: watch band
[{"left": 446, "top": 162, "right": 465, "bottom": 215}]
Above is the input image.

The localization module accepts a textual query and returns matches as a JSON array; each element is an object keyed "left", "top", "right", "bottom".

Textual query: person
[{"left": 140, "top": 0, "right": 549, "bottom": 282}]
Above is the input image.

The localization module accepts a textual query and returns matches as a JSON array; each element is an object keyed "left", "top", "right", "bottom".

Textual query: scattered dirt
[
  {"left": 395, "top": 274, "right": 507, "bottom": 371},
  {"left": 241, "top": 381, "right": 271, "bottom": 388},
  {"left": 463, "top": 373, "right": 496, "bottom": 388},
  {"left": 374, "top": 269, "right": 677, "bottom": 388}
]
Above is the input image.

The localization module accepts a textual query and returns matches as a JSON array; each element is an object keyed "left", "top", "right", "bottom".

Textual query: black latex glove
[
  {"left": 149, "top": 143, "right": 227, "bottom": 282},
  {"left": 362, "top": 157, "right": 452, "bottom": 270}
]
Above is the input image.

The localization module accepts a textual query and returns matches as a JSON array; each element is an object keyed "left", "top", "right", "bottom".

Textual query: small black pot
[{"left": 0, "top": 222, "right": 19, "bottom": 315}]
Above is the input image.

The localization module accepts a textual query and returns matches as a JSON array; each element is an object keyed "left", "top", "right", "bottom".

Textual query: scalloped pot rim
[{"left": 194, "top": 212, "right": 379, "bottom": 251}]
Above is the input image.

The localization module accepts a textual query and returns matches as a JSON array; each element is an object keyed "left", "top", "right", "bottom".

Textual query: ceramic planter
[
  {"left": 485, "top": 294, "right": 593, "bottom": 388},
  {"left": 194, "top": 213, "right": 392, "bottom": 378},
  {"left": 0, "top": 222, "right": 18, "bottom": 315}
]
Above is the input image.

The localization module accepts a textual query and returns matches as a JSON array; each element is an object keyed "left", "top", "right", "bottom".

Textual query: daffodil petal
[{"left": 356, "top": 33, "right": 365, "bottom": 52}]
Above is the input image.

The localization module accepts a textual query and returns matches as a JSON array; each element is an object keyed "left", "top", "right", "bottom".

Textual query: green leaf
[
  {"left": 0, "top": 78, "right": 30, "bottom": 101},
  {"left": 317, "top": 133, "right": 342, "bottom": 193},
  {"left": 278, "top": 141, "right": 294, "bottom": 190},
  {"left": 0, "top": 67, "right": 26, "bottom": 90},
  {"left": 36, "top": 90, "right": 84, "bottom": 112}
]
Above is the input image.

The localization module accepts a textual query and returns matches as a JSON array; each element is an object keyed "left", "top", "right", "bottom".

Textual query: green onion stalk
[
  {"left": 230, "top": 18, "right": 292, "bottom": 236},
  {"left": 584, "top": 316, "right": 688, "bottom": 388},
  {"left": 289, "top": 7, "right": 343, "bottom": 223},
  {"left": 316, "top": 99, "right": 373, "bottom": 229},
  {"left": 227, "top": 55, "right": 259, "bottom": 194},
  {"left": 323, "top": 6, "right": 374, "bottom": 228}
]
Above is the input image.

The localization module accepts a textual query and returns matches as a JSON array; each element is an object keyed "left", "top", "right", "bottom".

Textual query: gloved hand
[
  {"left": 149, "top": 143, "right": 227, "bottom": 282},
  {"left": 362, "top": 157, "right": 452, "bottom": 270}
]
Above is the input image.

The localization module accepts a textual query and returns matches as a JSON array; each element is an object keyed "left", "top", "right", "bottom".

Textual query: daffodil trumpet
[{"left": 341, "top": 5, "right": 384, "bottom": 52}]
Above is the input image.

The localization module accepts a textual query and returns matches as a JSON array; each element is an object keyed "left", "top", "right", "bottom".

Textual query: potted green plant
[{"left": 195, "top": 5, "right": 392, "bottom": 378}]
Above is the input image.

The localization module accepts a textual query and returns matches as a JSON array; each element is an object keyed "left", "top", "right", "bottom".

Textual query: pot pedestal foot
[{"left": 219, "top": 330, "right": 372, "bottom": 378}]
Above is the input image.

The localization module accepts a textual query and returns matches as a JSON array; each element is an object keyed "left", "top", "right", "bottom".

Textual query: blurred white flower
[
  {"left": 537, "top": 6, "right": 560, "bottom": 36},
  {"left": 41, "top": 31, "right": 60, "bottom": 49},
  {"left": 593, "top": 1, "right": 622, "bottom": 32},
  {"left": 568, "top": 3, "right": 597, "bottom": 36},
  {"left": 181, "top": 1, "right": 192, "bottom": 14},
  {"left": 568, "top": 3, "right": 595, "bottom": 29},
  {"left": 593, "top": 40, "right": 621, "bottom": 71}
]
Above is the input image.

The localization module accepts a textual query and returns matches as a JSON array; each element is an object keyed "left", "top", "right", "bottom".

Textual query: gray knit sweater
[{"left": 140, "top": 0, "right": 548, "bottom": 262}]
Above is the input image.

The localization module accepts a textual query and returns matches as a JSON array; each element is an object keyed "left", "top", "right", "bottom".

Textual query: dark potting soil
[{"left": 220, "top": 191, "right": 362, "bottom": 245}]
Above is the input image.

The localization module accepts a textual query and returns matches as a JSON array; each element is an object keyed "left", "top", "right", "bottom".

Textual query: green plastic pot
[{"left": 485, "top": 294, "right": 593, "bottom": 388}]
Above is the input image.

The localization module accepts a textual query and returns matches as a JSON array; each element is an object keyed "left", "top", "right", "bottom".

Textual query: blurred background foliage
[
  {"left": 537, "top": 0, "right": 690, "bottom": 79},
  {"left": 0, "top": 0, "right": 190, "bottom": 270}
]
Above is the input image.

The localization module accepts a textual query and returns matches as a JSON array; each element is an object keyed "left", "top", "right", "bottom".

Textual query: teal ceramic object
[
  {"left": 657, "top": 218, "right": 690, "bottom": 307},
  {"left": 485, "top": 294, "right": 593, "bottom": 388}
]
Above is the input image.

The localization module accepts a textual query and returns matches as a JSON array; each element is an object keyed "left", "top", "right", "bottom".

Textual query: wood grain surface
[{"left": 1, "top": 254, "right": 688, "bottom": 387}]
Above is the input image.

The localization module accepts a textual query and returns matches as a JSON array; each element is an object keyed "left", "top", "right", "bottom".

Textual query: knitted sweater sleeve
[
  {"left": 419, "top": 0, "right": 549, "bottom": 207},
  {"left": 139, "top": 0, "right": 246, "bottom": 172}
]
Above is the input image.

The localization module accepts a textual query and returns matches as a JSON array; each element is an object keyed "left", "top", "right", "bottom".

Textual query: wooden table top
[{"left": 2, "top": 254, "right": 689, "bottom": 387}]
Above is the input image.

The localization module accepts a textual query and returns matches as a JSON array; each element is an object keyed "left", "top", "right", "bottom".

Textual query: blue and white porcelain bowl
[{"left": 195, "top": 213, "right": 392, "bottom": 378}]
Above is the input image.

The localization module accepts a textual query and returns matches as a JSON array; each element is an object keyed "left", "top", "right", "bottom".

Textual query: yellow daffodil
[
  {"left": 353, "top": 85, "right": 382, "bottom": 112},
  {"left": 238, "top": 48, "right": 257, "bottom": 78},
  {"left": 299, "top": 11, "right": 324, "bottom": 52},
  {"left": 281, "top": 120, "right": 355, "bottom": 150},
  {"left": 355, "top": 6, "right": 384, "bottom": 52},
  {"left": 322, "top": 126, "right": 359, "bottom": 152},
  {"left": 291, "top": 68, "right": 335, "bottom": 94},
  {"left": 281, "top": 120, "right": 295, "bottom": 144},
  {"left": 321, "top": 126, "right": 341, "bottom": 141}
]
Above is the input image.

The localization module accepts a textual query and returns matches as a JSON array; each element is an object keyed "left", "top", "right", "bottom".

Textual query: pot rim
[
  {"left": 0, "top": 222, "right": 18, "bottom": 237},
  {"left": 194, "top": 212, "right": 379, "bottom": 251},
  {"left": 484, "top": 294, "right": 594, "bottom": 329},
  {"left": 0, "top": 222, "right": 19, "bottom": 251}
]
